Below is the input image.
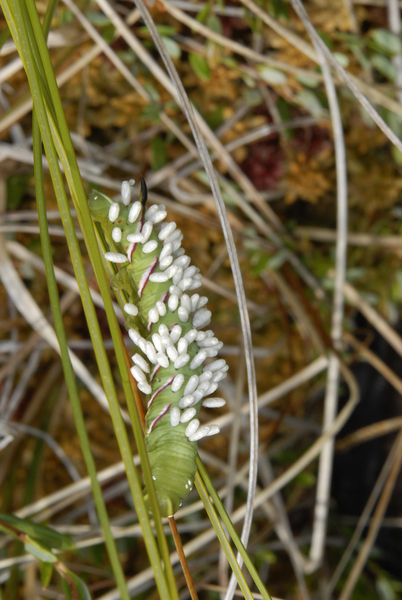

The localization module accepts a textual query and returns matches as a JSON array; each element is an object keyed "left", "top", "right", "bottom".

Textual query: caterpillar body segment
[{"left": 89, "top": 180, "right": 228, "bottom": 517}]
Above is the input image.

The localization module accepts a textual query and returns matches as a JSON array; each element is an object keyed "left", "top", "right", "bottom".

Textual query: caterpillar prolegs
[{"left": 89, "top": 179, "right": 228, "bottom": 517}]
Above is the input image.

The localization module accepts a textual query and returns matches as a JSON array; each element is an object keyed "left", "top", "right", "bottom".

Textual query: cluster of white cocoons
[{"left": 105, "top": 180, "right": 228, "bottom": 443}]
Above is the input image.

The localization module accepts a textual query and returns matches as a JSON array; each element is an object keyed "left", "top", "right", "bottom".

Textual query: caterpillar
[{"left": 89, "top": 179, "right": 228, "bottom": 517}]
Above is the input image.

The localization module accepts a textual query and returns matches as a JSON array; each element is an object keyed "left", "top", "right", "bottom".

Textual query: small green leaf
[
  {"left": 346, "top": 267, "right": 365, "bottom": 281},
  {"left": 115, "top": 50, "right": 136, "bottom": 65},
  {"left": 140, "top": 104, "right": 161, "bottom": 123},
  {"left": 151, "top": 137, "right": 167, "bottom": 171},
  {"left": 386, "top": 109, "right": 402, "bottom": 136},
  {"left": 143, "top": 81, "right": 161, "bottom": 103},
  {"left": 206, "top": 105, "right": 224, "bottom": 130},
  {"left": 0, "top": 523, "right": 20, "bottom": 543},
  {"left": 334, "top": 31, "right": 364, "bottom": 47},
  {"left": 60, "top": 9, "right": 74, "bottom": 25},
  {"left": 295, "top": 72, "right": 320, "bottom": 88},
  {"left": 318, "top": 30, "right": 333, "bottom": 50},
  {"left": 277, "top": 96, "right": 291, "bottom": 120},
  {"left": 250, "top": 251, "right": 270, "bottom": 277},
  {"left": 221, "top": 56, "right": 237, "bottom": 69},
  {"left": 194, "top": 170, "right": 209, "bottom": 186},
  {"left": 269, "top": 0, "right": 289, "bottom": 20},
  {"left": 85, "top": 11, "right": 110, "bottom": 26},
  {"left": 138, "top": 24, "right": 177, "bottom": 37},
  {"left": 156, "top": 24, "right": 177, "bottom": 36},
  {"left": 40, "top": 560, "right": 54, "bottom": 588},
  {"left": 391, "top": 145, "right": 402, "bottom": 166},
  {"left": 295, "top": 471, "right": 316, "bottom": 488},
  {"left": 0, "top": 513, "right": 75, "bottom": 550},
  {"left": 24, "top": 537, "right": 57, "bottom": 563},
  {"left": 61, "top": 577, "right": 73, "bottom": 600},
  {"left": 254, "top": 549, "right": 277, "bottom": 565},
  {"left": 258, "top": 66, "right": 287, "bottom": 85},
  {"left": 243, "top": 89, "right": 263, "bottom": 107},
  {"left": 333, "top": 52, "right": 350, "bottom": 68},
  {"left": 370, "top": 29, "right": 402, "bottom": 55},
  {"left": 350, "top": 45, "right": 372, "bottom": 74},
  {"left": 266, "top": 249, "right": 289, "bottom": 270},
  {"left": 196, "top": 1, "right": 211, "bottom": 24},
  {"left": 189, "top": 53, "right": 210, "bottom": 81},
  {"left": 391, "top": 270, "right": 402, "bottom": 302},
  {"left": 371, "top": 53, "right": 396, "bottom": 81},
  {"left": 296, "top": 89, "right": 324, "bottom": 117},
  {"left": 161, "top": 36, "right": 181, "bottom": 59},
  {"left": 376, "top": 576, "right": 396, "bottom": 600},
  {"left": 360, "top": 291, "right": 379, "bottom": 305},
  {"left": 102, "top": 24, "right": 115, "bottom": 44},
  {"left": 222, "top": 185, "right": 239, "bottom": 206},
  {"left": 62, "top": 570, "right": 92, "bottom": 600},
  {"left": 206, "top": 14, "right": 222, "bottom": 35},
  {"left": 241, "top": 71, "right": 256, "bottom": 88}
]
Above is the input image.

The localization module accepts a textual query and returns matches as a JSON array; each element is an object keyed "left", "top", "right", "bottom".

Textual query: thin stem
[
  {"left": 168, "top": 517, "right": 199, "bottom": 600},
  {"left": 196, "top": 457, "right": 272, "bottom": 600},
  {"left": 194, "top": 471, "right": 256, "bottom": 600}
]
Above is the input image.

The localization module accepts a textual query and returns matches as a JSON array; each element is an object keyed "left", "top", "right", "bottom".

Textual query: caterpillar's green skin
[{"left": 89, "top": 185, "right": 226, "bottom": 517}]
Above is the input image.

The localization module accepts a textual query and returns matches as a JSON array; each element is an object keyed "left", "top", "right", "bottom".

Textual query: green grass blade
[
  {"left": 196, "top": 457, "right": 272, "bottom": 600},
  {"left": 0, "top": 24, "right": 11, "bottom": 51},
  {"left": 32, "top": 114, "right": 131, "bottom": 599},
  {"left": 45, "top": 97, "right": 178, "bottom": 598},
  {"left": 194, "top": 470, "right": 255, "bottom": 600}
]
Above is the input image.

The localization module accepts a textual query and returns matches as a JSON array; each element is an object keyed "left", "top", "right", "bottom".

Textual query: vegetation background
[{"left": 1, "top": 0, "right": 402, "bottom": 598}]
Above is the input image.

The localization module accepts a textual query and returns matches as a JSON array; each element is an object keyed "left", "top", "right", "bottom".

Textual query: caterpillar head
[{"left": 88, "top": 190, "right": 114, "bottom": 220}]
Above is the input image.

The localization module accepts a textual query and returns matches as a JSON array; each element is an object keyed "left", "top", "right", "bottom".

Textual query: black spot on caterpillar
[{"left": 89, "top": 180, "right": 228, "bottom": 517}]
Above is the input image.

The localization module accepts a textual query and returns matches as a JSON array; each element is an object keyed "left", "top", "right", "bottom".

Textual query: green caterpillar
[{"left": 89, "top": 179, "right": 228, "bottom": 517}]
